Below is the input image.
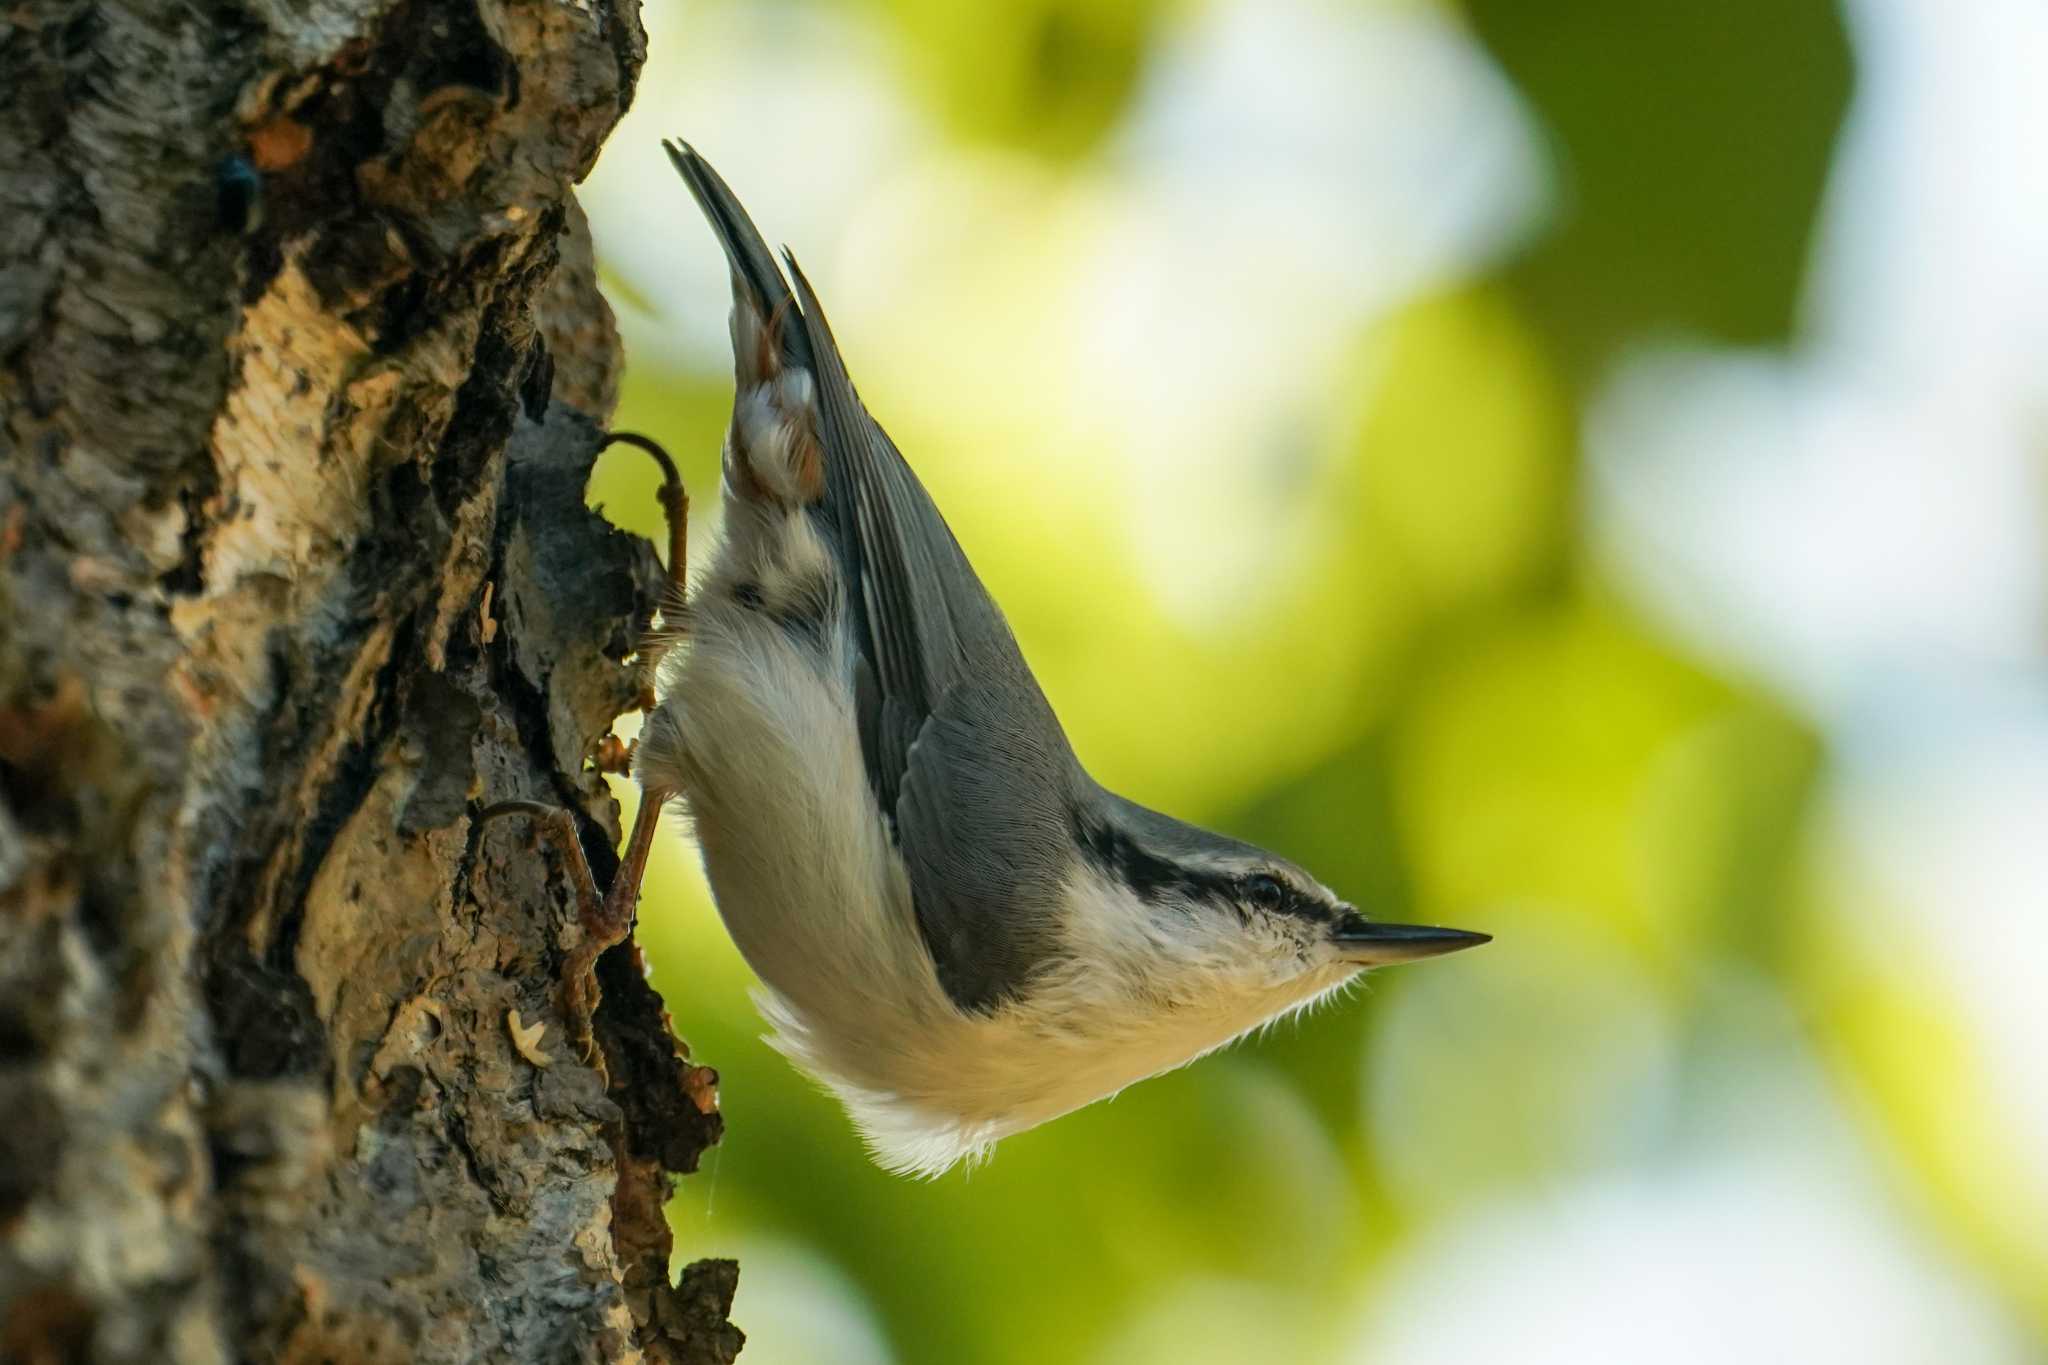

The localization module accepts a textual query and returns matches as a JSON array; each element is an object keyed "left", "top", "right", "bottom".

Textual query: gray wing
[
  {"left": 668, "top": 142, "right": 1080, "bottom": 1012},
  {"left": 781, "top": 257, "right": 1082, "bottom": 1012}
]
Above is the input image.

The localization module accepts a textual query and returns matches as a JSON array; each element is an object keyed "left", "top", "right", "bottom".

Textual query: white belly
[{"left": 656, "top": 595, "right": 919, "bottom": 1012}]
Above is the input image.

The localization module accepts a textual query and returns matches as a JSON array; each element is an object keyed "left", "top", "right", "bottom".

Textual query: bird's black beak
[{"left": 1331, "top": 911, "right": 1491, "bottom": 965}]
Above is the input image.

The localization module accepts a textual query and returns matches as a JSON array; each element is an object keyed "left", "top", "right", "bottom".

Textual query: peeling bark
[{"left": 0, "top": 2, "right": 740, "bottom": 1360}]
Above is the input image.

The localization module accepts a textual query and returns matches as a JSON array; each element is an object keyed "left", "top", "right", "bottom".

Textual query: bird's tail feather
[{"left": 663, "top": 139, "right": 814, "bottom": 373}]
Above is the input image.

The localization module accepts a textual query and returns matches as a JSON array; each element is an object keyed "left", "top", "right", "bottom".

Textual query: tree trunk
[{"left": 0, "top": 2, "right": 741, "bottom": 1360}]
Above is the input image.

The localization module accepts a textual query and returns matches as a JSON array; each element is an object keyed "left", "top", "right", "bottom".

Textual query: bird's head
[{"left": 1063, "top": 791, "right": 1488, "bottom": 1015}]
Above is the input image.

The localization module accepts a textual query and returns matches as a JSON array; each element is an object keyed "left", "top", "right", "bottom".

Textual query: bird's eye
[{"left": 1245, "top": 874, "right": 1287, "bottom": 913}]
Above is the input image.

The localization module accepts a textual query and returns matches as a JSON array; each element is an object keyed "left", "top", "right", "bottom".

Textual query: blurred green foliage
[
  {"left": 876, "top": 0, "right": 1165, "bottom": 155},
  {"left": 584, "top": 0, "right": 2046, "bottom": 1359},
  {"left": 1464, "top": 0, "right": 1853, "bottom": 382}
]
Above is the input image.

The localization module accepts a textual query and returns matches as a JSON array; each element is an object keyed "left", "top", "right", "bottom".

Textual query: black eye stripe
[
  {"left": 1070, "top": 808, "right": 1220, "bottom": 905},
  {"left": 1068, "top": 808, "right": 1336, "bottom": 923}
]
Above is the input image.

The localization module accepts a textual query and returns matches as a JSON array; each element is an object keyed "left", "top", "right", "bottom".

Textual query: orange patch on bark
[{"left": 248, "top": 116, "right": 312, "bottom": 171}]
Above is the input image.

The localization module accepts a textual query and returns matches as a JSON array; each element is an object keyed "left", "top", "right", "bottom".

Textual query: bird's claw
[{"left": 476, "top": 800, "right": 624, "bottom": 1066}]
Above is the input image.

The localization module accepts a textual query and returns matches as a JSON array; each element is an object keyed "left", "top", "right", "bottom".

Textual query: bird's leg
[
  {"left": 575, "top": 433, "right": 686, "bottom": 1038},
  {"left": 479, "top": 792, "right": 673, "bottom": 1058},
  {"left": 564, "top": 782, "right": 667, "bottom": 1044},
  {"left": 577, "top": 432, "right": 687, "bottom": 1036},
  {"left": 476, "top": 432, "right": 688, "bottom": 1057},
  {"left": 476, "top": 800, "right": 601, "bottom": 1054},
  {"left": 571, "top": 432, "right": 690, "bottom": 1036}
]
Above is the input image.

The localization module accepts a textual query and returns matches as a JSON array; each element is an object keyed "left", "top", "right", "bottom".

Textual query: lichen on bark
[{"left": 0, "top": 1, "right": 739, "bottom": 1360}]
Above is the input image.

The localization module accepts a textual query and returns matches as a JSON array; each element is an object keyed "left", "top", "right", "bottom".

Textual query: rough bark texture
[{"left": 0, "top": 2, "right": 741, "bottom": 1361}]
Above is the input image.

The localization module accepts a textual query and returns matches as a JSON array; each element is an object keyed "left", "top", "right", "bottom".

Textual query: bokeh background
[{"left": 578, "top": 0, "right": 2048, "bottom": 1360}]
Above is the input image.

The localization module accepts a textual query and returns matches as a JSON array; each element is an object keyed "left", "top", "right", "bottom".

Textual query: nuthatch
[{"left": 532, "top": 143, "right": 1489, "bottom": 1178}]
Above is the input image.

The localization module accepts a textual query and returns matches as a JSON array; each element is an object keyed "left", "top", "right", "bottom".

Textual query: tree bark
[{"left": 0, "top": 2, "right": 740, "bottom": 1360}]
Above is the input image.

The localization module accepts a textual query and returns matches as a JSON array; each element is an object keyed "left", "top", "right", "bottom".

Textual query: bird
[{"left": 585, "top": 142, "right": 1489, "bottom": 1178}]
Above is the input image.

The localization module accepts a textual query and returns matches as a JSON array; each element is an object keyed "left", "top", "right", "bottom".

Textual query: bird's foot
[{"left": 478, "top": 797, "right": 664, "bottom": 1062}]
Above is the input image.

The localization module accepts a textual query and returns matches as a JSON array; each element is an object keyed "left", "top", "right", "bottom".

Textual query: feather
[{"left": 662, "top": 140, "right": 811, "bottom": 373}]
